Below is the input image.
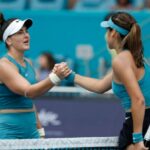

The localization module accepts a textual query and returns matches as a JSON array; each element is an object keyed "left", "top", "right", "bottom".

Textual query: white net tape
[{"left": 0, "top": 137, "right": 118, "bottom": 149}]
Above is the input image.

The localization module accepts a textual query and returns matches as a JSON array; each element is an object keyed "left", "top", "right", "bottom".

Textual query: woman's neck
[
  {"left": 116, "top": 48, "right": 122, "bottom": 54},
  {"left": 8, "top": 50, "right": 25, "bottom": 65}
]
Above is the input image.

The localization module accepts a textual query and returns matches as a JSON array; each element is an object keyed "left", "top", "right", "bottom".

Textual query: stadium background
[{"left": 0, "top": 0, "right": 150, "bottom": 139}]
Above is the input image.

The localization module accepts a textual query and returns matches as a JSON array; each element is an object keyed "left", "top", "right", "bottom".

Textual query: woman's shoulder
[
  {"left": 0, "top": 57, "right": 11, "bottom": 65},
  {"left": 0, "top": 57, "right": 18, "bottom": 71},
  {"left": 112, "top": 51, "right": 136, "bottom": 83},
  {"left": 117, "top": 50, "right": 132, "bottom": 59},
  {"left": 112, "top": 51, "right": 135, "bottom": 78},
  {"left": 0, "top": 58, "right": 19, "bottom": 82},
  {"left": 112, "top": 50, "right": 132, "bottom": 67}
]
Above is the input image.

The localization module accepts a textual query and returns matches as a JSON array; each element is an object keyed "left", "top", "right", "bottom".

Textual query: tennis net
[{"left": 0, "top": 137, "right": 119, "bottom": 150}]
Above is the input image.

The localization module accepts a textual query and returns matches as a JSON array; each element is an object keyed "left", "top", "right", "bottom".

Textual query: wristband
[
  {"left": 65, "top": 71, "right": 75, "bottom": 83},
  {"left": 49, "top": 72, "right": 61, "bottom": 85},
  {"left": 132, "top": 132, "right": 143, "bottom": 143},
  {"left": 38, "top": 128, "right": 45, "bottom": 137}
]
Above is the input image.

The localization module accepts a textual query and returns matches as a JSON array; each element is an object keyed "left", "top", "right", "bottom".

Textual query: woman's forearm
[
  {"left": 75, "top": 74, "right": 103, "bottom": 93},
  {"left": 74, "top": 72, "right": 112, "bottom": 93},
  {"left": 131, "top": 97, "right": 145, "bottom": 133},
  {"left": 25, "top": 77, "right": 54, "bottom": 98}
]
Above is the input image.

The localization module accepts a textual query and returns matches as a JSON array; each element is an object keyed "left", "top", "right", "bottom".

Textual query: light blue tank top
[
  {"left": 0, "top": 54, "right": 37, "bottom": 109},
  {"left": 112, "top": 63, "right": 150, "bottom": 111}
]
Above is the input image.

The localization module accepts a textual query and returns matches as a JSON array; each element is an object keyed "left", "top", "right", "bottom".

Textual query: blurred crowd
[
  {"left": 68, "top": 0, "right": 150, "bottom": 10},
  {"left": 0, "top": 0, "right": 150, "bottom": 11}
]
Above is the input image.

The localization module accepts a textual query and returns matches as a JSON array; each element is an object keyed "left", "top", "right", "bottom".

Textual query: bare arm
[
  {"left": 34, "top": 105, "right": 45, "bottom": 138},
  {"left": 74, "top": 71, "right": 113, "bottom": 94},
  {"left": 52, "top": 63, "right": 112, "bottom": 93},
  {"left": 112, "top": 57, "right": 145, "bottom": 133},
  {"left": 36, "top": 112, "right": 42, "bottom": 129},
  {"left": 34, "top": 105, "right": 42, "bottom": 129},
  {"left": 0, "top": 61, "right": 70, "bottom": 98}
]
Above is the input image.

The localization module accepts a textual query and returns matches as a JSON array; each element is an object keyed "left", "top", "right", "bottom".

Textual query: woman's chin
[
  {"left": 23, "top": 46, "right": 30, "bottom": 51},
  {"left": 21, "top": 48, "right": 29, "bottom": 52},
  {"left": 109, "top": 45, "right": 114, "bottom": 50}
]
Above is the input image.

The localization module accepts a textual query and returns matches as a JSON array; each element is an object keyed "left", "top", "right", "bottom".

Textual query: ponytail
[
  {"left": 0, "top": 12, "right": 5, "bottom": 41},
  {"left": 122, "top": 23, "right": 144, "bottom": 68}
]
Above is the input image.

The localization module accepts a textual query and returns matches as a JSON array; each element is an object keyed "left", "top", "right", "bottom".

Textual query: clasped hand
[{"left": 52, "top": 62, "right": 72, "bottom": 79}]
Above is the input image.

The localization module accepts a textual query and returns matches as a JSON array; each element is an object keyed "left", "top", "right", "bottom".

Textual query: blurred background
[{"left": 0, "top": 0, "right": 150, "bottom": 138}]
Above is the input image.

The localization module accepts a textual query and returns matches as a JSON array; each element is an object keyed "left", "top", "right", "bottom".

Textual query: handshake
[{"left": 49, "top": 62, "right": 75, "bottom": 85}]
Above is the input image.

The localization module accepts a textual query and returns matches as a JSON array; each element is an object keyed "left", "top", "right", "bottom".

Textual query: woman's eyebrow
[{"left": 19, "top": 29, "right": 24, "bottom": 32}]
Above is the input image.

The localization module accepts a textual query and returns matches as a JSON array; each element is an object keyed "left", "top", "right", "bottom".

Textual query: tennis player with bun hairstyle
[
  {"left": 55, "top": 12, "right": 150, "bottom": 149},
  {"left": 0, "top": 12, "right": 70, "bottom": 139}
]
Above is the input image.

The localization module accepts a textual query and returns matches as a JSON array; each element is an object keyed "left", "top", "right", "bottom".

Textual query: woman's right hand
[{"left": 52, "top": 62, "right": 72, "bottom": 79}]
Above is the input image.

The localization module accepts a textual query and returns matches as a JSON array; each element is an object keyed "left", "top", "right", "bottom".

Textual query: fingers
[
  {"left": 64, "top": 69, "right": 72, "bottom": 77},
  {"left": 60, "top": 67, "right": 71, "bottom": 77},
  {"left": 52, "top": 63, "right": 65, "bottom": 73},
  {"left": 52, "top": 62, "right": 72, "bottom": 79},
  {"left": 52, "top": 63, "right": 59, "bottom": 73}
]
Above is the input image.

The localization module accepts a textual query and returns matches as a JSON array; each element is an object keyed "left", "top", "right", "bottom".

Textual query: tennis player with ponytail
[
  {"left": 0, "top": 12, "right": 70, "bottom": 139},
  {"left": 55, "top": 12, "right": 150, "bottom": 149}
]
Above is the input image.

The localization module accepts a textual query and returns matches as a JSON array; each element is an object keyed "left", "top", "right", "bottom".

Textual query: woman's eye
[
  {"left": 18, "top": 31, "right": 24, "bottom": 34},
  {"left": 17, "top": 30, "right": 28, "bottom": 34},
  {"left": 18, "top": 31, "right": 22, "bottom": 34}
]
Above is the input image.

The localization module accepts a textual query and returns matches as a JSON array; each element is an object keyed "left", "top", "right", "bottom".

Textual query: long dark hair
[
  {"left": 112, "top": 12, "right": 144, "bottom": 68},
  {"left": 0, "top": 12, "right": 16, "bottom": 42},
  {"left": 0, "top": 13, "right": 5, "bottom": 41}
]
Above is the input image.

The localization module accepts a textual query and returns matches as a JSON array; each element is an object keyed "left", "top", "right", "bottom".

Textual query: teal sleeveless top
[
  {"left": 112, "top": 63, "right": 150, "bottom": 111},
  {"left": 0, "top": 54, "right": 37, "bottom": 109}
]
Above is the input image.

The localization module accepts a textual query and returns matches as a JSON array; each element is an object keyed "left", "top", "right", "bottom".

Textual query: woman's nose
[{"left": 24, "top": 31, "right": 29, "bottom": 37}]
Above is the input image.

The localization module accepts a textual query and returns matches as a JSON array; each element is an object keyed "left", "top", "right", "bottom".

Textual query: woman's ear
[
  {"left": 111, "top": 30, "right": 117, "bottom": 37},
  {"left": 6, "top": 37, "right": 12, "bottom": 46}
]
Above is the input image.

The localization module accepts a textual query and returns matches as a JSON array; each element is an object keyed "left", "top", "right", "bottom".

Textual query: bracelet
[
  {"left": 132, "top": 132, "right": 143, "bottom": 143},
  {"left": 38, "top": 128, "right": 45, "bottom": 137},
  {"left": 49, "top": 72, "right": 61, "bottom": 85},
  {"left": 65, "top": 71, "right": 75, "bottom": 83}
]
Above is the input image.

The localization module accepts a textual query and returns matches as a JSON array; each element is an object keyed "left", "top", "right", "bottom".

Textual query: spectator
[
  {"left": 37, "top": 52, "right": 56, "bottom": 81},
  {"left": 112, "top": 0, "right": 133, "bottom": 10},
  {"left": 67, "top": 0, "right": 77, "bottom": 9},
  {"left": 144, "top": 0, "right": 150, "bottom": 9}
]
